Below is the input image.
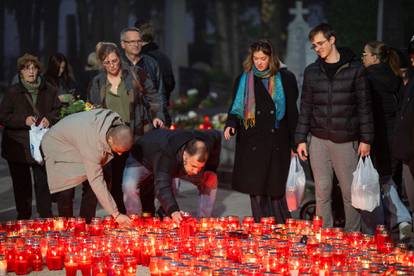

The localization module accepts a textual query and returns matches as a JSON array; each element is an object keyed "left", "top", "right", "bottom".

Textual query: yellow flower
[{"left": 84, "top": 102, "right": 94, "bottom": 111}]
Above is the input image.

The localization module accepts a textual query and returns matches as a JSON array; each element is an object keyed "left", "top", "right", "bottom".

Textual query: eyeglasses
[
  {"left": 102, "top": 59, "right": 119, "bottom": 67},
  {"left": 310, "top": 39, "right": 328, "bottom": 50},
  {"left": 123, "top": 40, "right": 143, "bottom": 45}
]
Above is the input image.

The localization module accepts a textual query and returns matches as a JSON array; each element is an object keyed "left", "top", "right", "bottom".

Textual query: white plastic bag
[
  {"left": 29, "top": 125, "right": 49, "bottom": 164},
  {"left": 285, "top": 156, "right": 306, "bottom": 211},
  {"left": 351, "top": 156, "right": 380, "bottom": 212}
]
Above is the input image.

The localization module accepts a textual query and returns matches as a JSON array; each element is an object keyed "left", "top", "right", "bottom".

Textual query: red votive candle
[
  {"left": 46, "top": 241, "right": 63, "bottom": 270},
  {"left": 123, "top": 256, "right": 137, "bottom": 276},
  {"left": 92, "top": 262, "right": 107, "bottom": 276},
  {"left": 74, "top": 218, "right": 86, "bottom": 236},
  {"left": 78, "top": 251, "right": 92, "bottom": 276},
  {"left": 64, "top": 253, "right": 78, "bottom": 276},
  {"left": 53, "top": 217, "right": 66, "bottom": 231},
  {"left": 29, "top": 241, "right": 43, "bottom": 271},
  {"left": 0, "top": 254, "right": 7, "bottom": 276},
  {"left": 6, "top": 243, "right": 15, "bottom": 272},
  {"left": 14, "top": 247, "right": 29, "bottom": 275},
  {"left": 312, "top": 215, "right": 323, "bottom": 231},
  {"left": 89, "top": 218, "right": 104, "bottom": 236}
]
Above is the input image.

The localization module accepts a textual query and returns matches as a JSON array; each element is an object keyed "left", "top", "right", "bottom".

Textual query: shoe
[
  {"left": 399, "top": 222, "right": 413, "bottom": 240},
  {"left": 156, "top": 207, "right": 166, "bottom": 219}
]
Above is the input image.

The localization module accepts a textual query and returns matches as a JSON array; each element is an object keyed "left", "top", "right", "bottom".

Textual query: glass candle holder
[
  {"left": 78, "top": 250, "right": 92, "bottom": 276},
  {"left": 14, "top": 246, "right": 29, "bottom": 275},
  {"left": 123, "top": 255, "right": 137, "bottom": 276},
  {"left": 64, "top": 253, "right": 78, "bottom": 276},
  {"left": 108, "top": 263, "right": 124, "bottom": 276},
  {"left": 89, "top": 218, "right": 104, "bottom": 236},
  {"left": 46, "top": 240, "right": 63, "bottom": 270},
  {"left": 92, "top": 262, "right": 107, "bottom": 276},
  {"left": 53, "top": 217, "right": 66, "bottom": 231},
  {"left": 30, "top": 241, "right": 43, "bottom": 271},
  {"left": 5, "top": 243, "right": 15, "bottom": 272},
  {"left": 0, "top": 255, "right": 6, "bottom": 276},
  {"left": 312, "top": 216, "right": 323, "bottom": 232},
  {"left": 261, "top": 217, "right": 275, "bottom": 226},
  {"left": 74, "top": 218, "right": 86, "bottom": 236}
]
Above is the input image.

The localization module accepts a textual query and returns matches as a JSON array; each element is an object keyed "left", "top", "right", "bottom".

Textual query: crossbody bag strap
[
  {"left": 24, "top": 93, "right": 40, "bottom": 117},
  {"left": 128, "top": 67, "right": 147, "bottom": 96}
]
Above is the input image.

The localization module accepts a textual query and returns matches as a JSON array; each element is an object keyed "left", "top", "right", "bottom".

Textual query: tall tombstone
[
  {"left": 164, "top": 0, "right": 189, "bottom": 95},
  {"left": 285, "top": 1, "right": 316, "bottom": 88}
]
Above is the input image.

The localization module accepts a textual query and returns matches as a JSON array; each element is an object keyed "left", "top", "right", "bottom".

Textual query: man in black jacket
[
  {"left": 135, "top": 20, "right": 176, "bottom": 119},
  {"left": 120, "top": 27, "right": 170, "bottom": 126},
  {"left": 123, "top": 129, "right": 221, "bottom": 222},
  {"left": 295, "top": 23, "right": 374, "bottom": 232}
]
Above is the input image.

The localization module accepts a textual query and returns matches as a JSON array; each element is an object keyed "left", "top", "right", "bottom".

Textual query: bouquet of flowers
[{"left": 59, "top": 99, "right": 96, "bottom": 119}]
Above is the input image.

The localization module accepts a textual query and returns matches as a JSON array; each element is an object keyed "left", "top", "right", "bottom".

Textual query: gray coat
[{"left": 41, "top": 109, "right": 123, "bottom": 215}]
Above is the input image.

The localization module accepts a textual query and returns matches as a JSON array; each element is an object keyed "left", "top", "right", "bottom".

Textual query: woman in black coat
[
  {"left": 224, "top": 39, "right": 299, "bottom": 223},
  {"left": 0, "top": 54, "right": 61, "bottom": 219},
  {"left": 362, "top": 41, "right": 412, "bottom": 238},
  {"left": 45, "top": 53, "right": 79, "bottom": 103}
]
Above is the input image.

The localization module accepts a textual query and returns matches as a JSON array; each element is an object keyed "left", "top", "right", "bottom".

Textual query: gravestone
[{"left": 285, "top": 1, "right": 316, "bottom": 87}]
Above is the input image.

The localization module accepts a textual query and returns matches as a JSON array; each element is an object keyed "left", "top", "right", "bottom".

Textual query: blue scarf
[{"left": 230, "top": 67, "right": 286, "bottom": 129}]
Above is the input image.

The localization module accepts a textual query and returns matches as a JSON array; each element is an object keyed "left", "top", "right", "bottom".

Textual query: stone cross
[
  {"left": 289, "top": 1, "right": 309, "bottom": 20},
  {"left": 285, "top": 1, "right": 316, "bottom": 95}
]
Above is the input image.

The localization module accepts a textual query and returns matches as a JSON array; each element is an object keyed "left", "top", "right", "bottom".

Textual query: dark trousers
[
  {"left": 7, "top": 161, "right": 52, "bottom": 219},
  {"left": 140, "top": 177, "right": 156, "bottom": 215},
  {"left": 249, "top": 195, "right": 291, "bottom": 224},
  {"left": 54, "top": 164, "right": 113, "bottom": 223},
  {"left": 109, "top": 152, "right": 128, "bottom": 214}
]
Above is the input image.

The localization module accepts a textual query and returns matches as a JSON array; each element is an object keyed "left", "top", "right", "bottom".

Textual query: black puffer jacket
[{"left": 295, "top": 48, "right": 374, "bottom": 144}]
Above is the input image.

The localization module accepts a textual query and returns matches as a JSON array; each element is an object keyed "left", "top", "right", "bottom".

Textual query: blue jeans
[
  {"left": 122, "top": 155, "right": 217, "bottom": 217},
  {"left": 382, "top": 176, "right": 412, "bottom": 228}
]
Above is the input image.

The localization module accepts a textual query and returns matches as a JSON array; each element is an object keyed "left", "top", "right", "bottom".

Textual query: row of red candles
[{"left": 0, "top": 215, "right": 413, "bottom": 275}]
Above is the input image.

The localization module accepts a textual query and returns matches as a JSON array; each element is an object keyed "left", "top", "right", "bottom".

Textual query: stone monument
[{"left": 285, "top": 1, "right": 316, "bottom": 88}]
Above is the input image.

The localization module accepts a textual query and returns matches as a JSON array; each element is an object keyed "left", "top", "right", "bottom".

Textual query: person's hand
[
  {"left": 171, "top": 210, "right": 186, "bottom": 223},
  {"left": 224, "top": 127, "right": 235, "bottom": 140},
  {"left": 297, "top": 143, "right": 308, "bottom": 161},
  {"left": 25, "top": 116, "right": 37, "bottom": 127},
  {"left": 358, "top": 142, "right": 371, "bottom": 157},
  {"left": 39, "top": 117, "right": 50, "bottom": 128},
  {"left": 152, "top": 118, "right": 164, "bottom": 128},
  {"left": 115, "top": 214, "right": 131, "bottom": 228},
  {"left": 291, "top": 150, "right": 298, "bottom": 158}
]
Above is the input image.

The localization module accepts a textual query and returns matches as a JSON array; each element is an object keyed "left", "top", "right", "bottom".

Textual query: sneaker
[{"left": 399, "top": 222, "right": 413, "bottom": 240}]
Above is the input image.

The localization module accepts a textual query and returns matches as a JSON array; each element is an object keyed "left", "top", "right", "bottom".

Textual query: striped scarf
[{"left": 230, "top": 67, "right": 285, "bottom": 129}]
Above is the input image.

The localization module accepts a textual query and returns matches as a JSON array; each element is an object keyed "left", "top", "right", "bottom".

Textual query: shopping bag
[
  {"left": 29, "top": 125, "right": 49, "bottom": 164},
  {"left": 285, "top": 156, "right": 306, "bottom": 211},
  {"left": 351, "top": 156, "right": 380, "bottom": 212}
]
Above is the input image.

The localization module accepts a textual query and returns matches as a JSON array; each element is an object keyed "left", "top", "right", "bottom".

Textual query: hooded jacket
[
  {"left": 41, "top": 109, "right": 124, "bottom": 215},
  {"left": 295, "top": 48, "right": 374, "bottom": 144}
]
